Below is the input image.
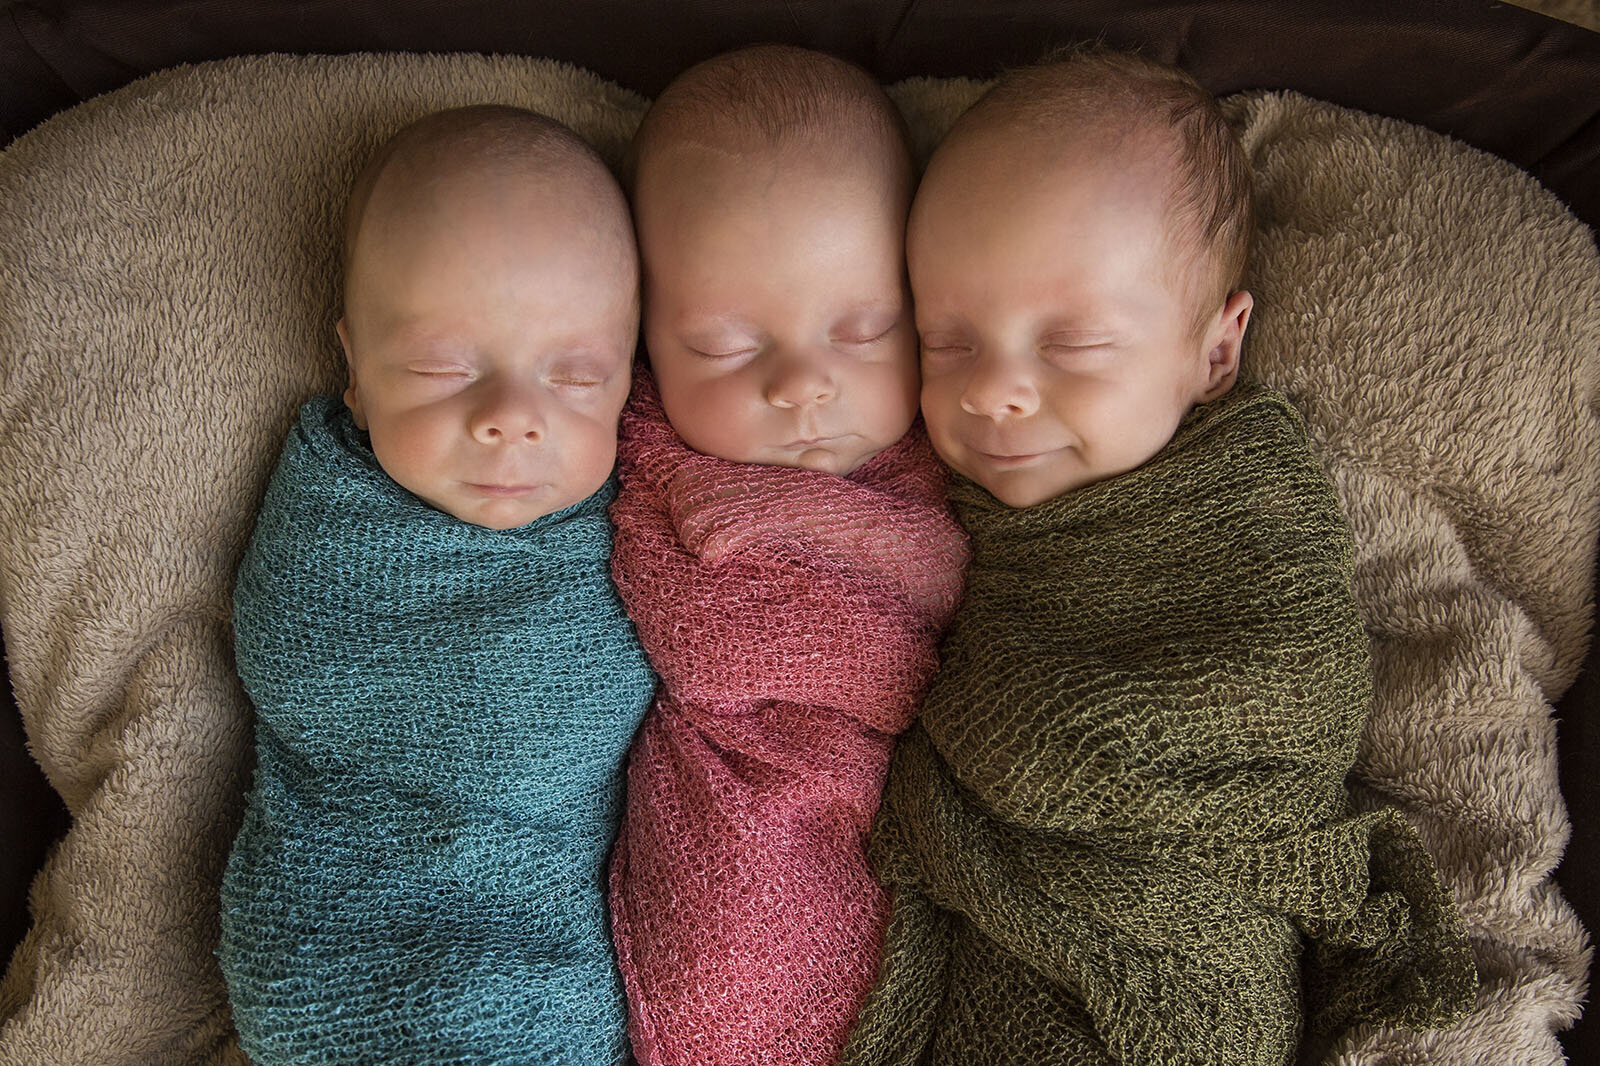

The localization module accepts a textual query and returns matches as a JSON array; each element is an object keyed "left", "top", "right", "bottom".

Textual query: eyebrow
[
  {"left": 670, "top": 309, "right": 762, "bottom": 332},
  {"left": 1040, "top": 324, "right": 1120, "bottom": 338},
  {"left": 844, "top": 299, "right": 904, "bottom": 317},
  {"left": 832, "top": 304, "right": 902, "bottom": 329}
]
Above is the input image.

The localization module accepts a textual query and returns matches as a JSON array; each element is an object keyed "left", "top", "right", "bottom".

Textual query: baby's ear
[
  {"left": 1199, "top": 290, "right": 1252, "bottom": 402},
  {"left": 336, "top": 317, "right": 368, "bottom": 429}
]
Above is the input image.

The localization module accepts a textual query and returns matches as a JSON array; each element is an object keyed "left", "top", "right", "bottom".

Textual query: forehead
[
  {"left": 909, "top": 123, "right": 1209, "bottom": 306},
  {"left": 636, "top": 141, "right": 907, "bottom": 299},
  {"left": 346, "top": 201, "right": 637, "bottom": 357},
  {"left": 359, "top": 165, "right": 628, "bottom": 272},
  {"left": 639, "top": 138, "right": 901, "bottom": 226},
  {"left": 915, "top": 130, "right": 1168, "bottom": 256},
  {"left": 928, "top": 114, "right": 1175, "bottom": 214},
  {"left": 367, "top": 155, "right": 583, "bottom": 235}
]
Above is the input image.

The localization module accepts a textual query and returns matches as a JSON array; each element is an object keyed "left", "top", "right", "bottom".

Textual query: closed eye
[
  {"left": 1042, "top": 331, "right": 1114, "bottom": 350},
  {"left": 548, "top": 363, "right": 612, "bottom": 388},
  {"left": 833, "top": 323, "right": 897, "bottom": 347},
  {"left": 1041, "top": 340, "right": 1114, "bottom": 364},
  {"left": 689, "top": 346, "right": 758, "bottom": 360},
  {"left": 409, "top": 363, "right": 472, "bottom": 378}
]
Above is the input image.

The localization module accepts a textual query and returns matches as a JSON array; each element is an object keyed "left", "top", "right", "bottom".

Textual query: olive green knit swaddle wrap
[{"left": 843, "top": 383, "right": 1476, "bottom": 1066}]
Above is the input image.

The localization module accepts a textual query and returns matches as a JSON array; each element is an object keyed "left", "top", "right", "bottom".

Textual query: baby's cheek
[
  {"left": 367, "top": 420, "right": 435, "bottom": 487},
  {"left": 923, "top": 425, "right": 969, "bottom": 480},
  {"left": 918, "top": 386, "right": 963, "bottom": 452},
  {"left": 560, "top": 413, "right": 623, "bottom": 497},
  {"left": 660, "top": 376, "right": 736, "bottom": 449}
]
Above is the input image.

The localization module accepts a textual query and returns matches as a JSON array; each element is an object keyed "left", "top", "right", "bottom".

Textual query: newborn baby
[
  {"left": 218, "top": 105, "right": 655, "bottom": 1065},
  {"left": 605, "top": 45, "right": 970, "bottom": 1066},
  {"left": 843, "top": 47, "right": 1477, "bottom": 1066}
]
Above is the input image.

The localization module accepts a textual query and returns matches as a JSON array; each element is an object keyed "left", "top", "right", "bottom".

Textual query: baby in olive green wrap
[{"left": 842, "top": 47, "right": 1478, "bottom": 1066}]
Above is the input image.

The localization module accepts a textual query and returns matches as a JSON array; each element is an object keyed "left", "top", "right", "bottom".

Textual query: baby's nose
[
  {"left": 469, "top": 381, "right": 546, "bottom": 444},
  {"left": 765, "top": 349, "right": 837, "bottom": 408},
  {"left": 959, "top": 356, "right": 1039, "bottom": 420}
]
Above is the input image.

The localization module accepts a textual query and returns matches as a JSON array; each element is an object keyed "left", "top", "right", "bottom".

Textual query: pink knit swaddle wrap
[{"left": 608, "top": 369, "right": 968, "bottom": 1066}]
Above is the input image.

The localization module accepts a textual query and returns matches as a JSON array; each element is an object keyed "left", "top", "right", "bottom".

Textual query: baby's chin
[
  {"left": 692, "top": 435, "right": 893, "bottom": 476},
  {"left": 431, "top": 483, "right": 600, "bottom": 530},
  {"left": 978, "top": 480, "right": 1066, "bottom": 509},
  {"left": 954, "top": 453, "right": 1155, "bottom": 508},
  {"left": 787, "top": 442, "right": 881, "bottom": 476}
]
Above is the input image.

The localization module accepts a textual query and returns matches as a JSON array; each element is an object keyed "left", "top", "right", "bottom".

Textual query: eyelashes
[
  {"left": 919, "top": 335, "right": 973, "bottom": 360},
  {"left": 835, "top": 326, "right": 896, "bottom": 347},
  {"left": 918, "top": 340, "right": 1113, "bottom": 358},
  {"left": 404, "top": 365, "right": 612, "bottom": 389},
  {"left": 686, "top": 327, "right": 896, "bottom": 360}
]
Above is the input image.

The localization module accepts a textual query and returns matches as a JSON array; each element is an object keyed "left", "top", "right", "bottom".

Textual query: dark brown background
[{"left": 2, "top": 0, "right": 1597, "bottom": 1060}]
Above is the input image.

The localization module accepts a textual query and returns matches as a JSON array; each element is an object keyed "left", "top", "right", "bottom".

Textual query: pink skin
[
  {"left": 910, "top": 124, "right": 1251, "bottom": 508},
  {"left": 339, "top": 166, "right": 637, "bottom": 530},
  {"left": 635, "top": 141, "right": 920, "bottom": 476}
]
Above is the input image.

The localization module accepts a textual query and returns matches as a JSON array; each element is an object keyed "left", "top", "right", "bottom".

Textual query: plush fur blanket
[
  {"left": 1506, "top": 0, "right": 1600, "bottom": 32},
  {"left": 0, "top": 54, "right": 1596, "bottom": 1066}
]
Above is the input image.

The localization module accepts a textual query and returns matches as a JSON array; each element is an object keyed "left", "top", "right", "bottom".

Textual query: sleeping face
[
  {"left": 338, "top": 167, "right": 638, "bottom": 529},
  {"left": 633, "top": 140, "right": 920, "bottom": 475},
  {"left": 908, "top": 125, "right": 1251, "bottom": 508}
]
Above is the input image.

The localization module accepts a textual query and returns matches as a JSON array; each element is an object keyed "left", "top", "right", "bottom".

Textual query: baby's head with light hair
[
  {"left": 629, "top": 45, "right": 922, "bottom": 476},
  {"left": 910, "top": 46, "right": 1257, "bottom": 508},
  {"left": 337, "top": 105, "right": 639, "bottom": 529},
  {"left": 952, "top": 48, "right": 1254, "bottom": 324}
]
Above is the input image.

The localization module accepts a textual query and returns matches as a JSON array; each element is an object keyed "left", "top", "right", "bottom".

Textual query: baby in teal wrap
[{"left": 218, "top": 105, "right": 656, "bottom": 1064}]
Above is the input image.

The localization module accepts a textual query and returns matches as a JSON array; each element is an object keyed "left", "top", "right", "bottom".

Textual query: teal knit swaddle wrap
[{"left": 219, "top": 397, "right": 655, "bottom": 1065}]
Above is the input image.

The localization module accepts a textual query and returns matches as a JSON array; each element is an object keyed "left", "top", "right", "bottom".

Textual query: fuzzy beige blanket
[
  {"left": 1506, "top": 0, "right": 1600, "bottom": 32},
  {"left": 0, "top": 54, "right": 1594, "bottom": 1066}
]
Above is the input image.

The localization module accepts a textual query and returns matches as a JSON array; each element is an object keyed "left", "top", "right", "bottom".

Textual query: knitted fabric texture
[
  {"left": 218, "top": 397, "right": 656, "bottom": 1066},
  {"left": 841, "top": 383, "right": 1478, "bottom": 1066},
  {"left": 606, "top": 369, "right": 970, "bottom": 1066}
]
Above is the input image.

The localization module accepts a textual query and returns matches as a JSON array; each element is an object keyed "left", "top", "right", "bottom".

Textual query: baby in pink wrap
[{"left": 607, "top": 44, "right": 970, "bottom": 1066}]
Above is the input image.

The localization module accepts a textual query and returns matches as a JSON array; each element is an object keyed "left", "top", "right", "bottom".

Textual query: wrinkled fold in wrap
[
  {"left": 842, "top": 382, "right": 1477, "bottom": 1066},
  {"left": 219, "top": 397, "right": 655, "bottom": 1065},
  {"left": 607, "top": 369, "right": 970, "bottom": 1066}
]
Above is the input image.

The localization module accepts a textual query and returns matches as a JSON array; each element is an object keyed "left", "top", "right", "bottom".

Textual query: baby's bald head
[
  {"left": 629, "top": 44, "right": 912, "bottom": 198},
  {"left": 342, "top": 105, "right": 634, "bottom": 308}
]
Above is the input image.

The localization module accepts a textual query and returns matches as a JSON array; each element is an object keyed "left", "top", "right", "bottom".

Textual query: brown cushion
[{"left": 4, "top": 0, "right": 1599, "bottom": 230}]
